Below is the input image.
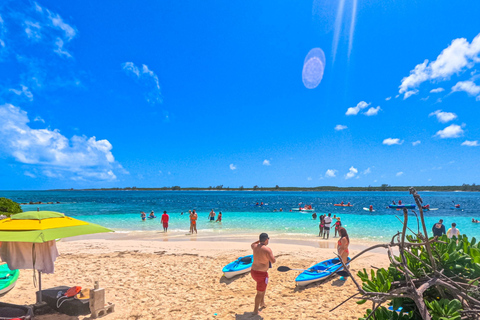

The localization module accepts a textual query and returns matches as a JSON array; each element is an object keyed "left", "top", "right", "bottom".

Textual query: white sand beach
[{"left": 2, "top": 233, "right": 390, "bottom": 319}]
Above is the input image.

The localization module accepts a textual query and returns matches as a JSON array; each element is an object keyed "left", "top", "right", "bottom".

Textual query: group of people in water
[
  {"left": 311, "top": 213, "right": 343, "bottom": 239},
  {"left": 432, "top": 219, "right": 461, "bottom": 238},
  {"left": 140, "top": 210, "right": 170, "bottom": 232}
]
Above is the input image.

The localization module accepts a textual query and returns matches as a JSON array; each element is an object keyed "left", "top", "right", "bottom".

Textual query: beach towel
[{"left": 0, "top": 240, "right": 59, "bottom": 274}]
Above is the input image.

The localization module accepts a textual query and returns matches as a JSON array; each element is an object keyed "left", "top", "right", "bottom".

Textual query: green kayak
[{"left": 0, "top": 263, "right": 19, "bottom": 297}]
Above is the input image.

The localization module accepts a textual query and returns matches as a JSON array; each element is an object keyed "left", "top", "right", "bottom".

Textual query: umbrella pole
[{"left": 37, "top": 270, "right": 43, "bottom": 303}]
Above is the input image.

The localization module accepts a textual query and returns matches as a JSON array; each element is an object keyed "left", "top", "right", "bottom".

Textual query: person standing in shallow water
[
  {"left": 323, "top": 213, "right": 332, "bottom": 239},
  {"left": 161, "top": 211, "right": 169, "bottom": 232},
  {"left": 191, "top": 209, "right": 198, "bottom": 234},
  {"left": 318, "top": 215, "right": 324, "bottom": 237},
  {"left": 251, "top": 233, "right": 276, "bottom": 316},
  {"left": 209, "top": 209, "right": 215, "bottom": 221},
  {"left": 432, "top": 219, "right": 446, "bottom": 237}
]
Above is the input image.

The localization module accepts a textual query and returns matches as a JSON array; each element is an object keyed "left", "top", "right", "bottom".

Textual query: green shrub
[{"left": 0, "top": 197, "right": 23, "bottom": 217}]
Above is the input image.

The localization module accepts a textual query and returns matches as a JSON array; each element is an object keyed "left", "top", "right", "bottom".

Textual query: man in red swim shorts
[{"left": 251, "top": 233, "right": 276, "bottom": 315}]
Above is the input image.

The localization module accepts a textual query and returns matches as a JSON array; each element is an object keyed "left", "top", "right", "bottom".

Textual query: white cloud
[
  {"left": 334, "top": 124, "right": 347, "bottom": 131},
  {"left": 325, "top": 169, "right": 336, "bottom": 178},
  {"left": 430, "top": 88, "right": 444, "bottom": 93},
  {"left": 307, "top": 177, "right": 312, "bottom": 181},
  {"left": 399, "top": 33, "right": 480, "bottom": 97},
  {"left": 262, "top": 159, "right": 271, "bottom": 166},
  {"left": 47, "top": 12, "right": 76, "bottom": 40},
  {"left": 403, "top": 90, "right": 419, "bottom": 99},
  {"left": 24, "top": 21, "right": 41, "bottom": 40},
  {"left": 396, "top": 172, "right": 404, "bottom": 177},
  {"left": 34, "top": 116, "right": 45, "bottom": 123},
  {"left": 461, "top": 140, "right": 479, "bottom": 147},
  {"left": 122, "top": 62, "right": 162, "bottom": 104},
  {"left": 429, "top": 110, "right": 457, "bottom": 123},
  {"left": 452, "top": 80, "right": 480, "bottom": 99},
  {"left": 385, "top": 96, "right": 391, "bottom": 101},
  {"left": 0, "top": 104, "right": 119, "bottom": 181},
  {"left": 363, "top": 167, "right": 371, "bottom": 175},
  {"left": 364, "top": 106, "right": 381, "bottom": 116},
  {"left": 53, "top": 37, "right": 71, "bottom": 58},
  {"left": 345, "top": 101, "right": 370, "bottom": 116},
  {"left": 229, "top": 164, "right": 236, "bottom": 170},
  {"left": 345, "top": 166, "right": 358, "bottom": 179},
  {"left": 435, "top": 124, "right": 464, "bottom": 139},
  {"left": 383, "top": 138, "right": 404, "bottom": 145},
  {"left": 9, "top": 85, "right": 33, "bottom": 101},
  {"left": 24, "top": 171, "right": 36, "bottom": 178},
  {"left": 412, "top": 140, "right": 421, "bottom": 146}
]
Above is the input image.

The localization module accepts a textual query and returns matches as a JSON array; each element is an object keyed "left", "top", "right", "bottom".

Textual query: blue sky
[{"left": 1, "top": 0, "right": 480, "bottom": 190}]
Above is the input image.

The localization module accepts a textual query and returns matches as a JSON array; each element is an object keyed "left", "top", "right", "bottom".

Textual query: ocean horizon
[{"left": 2, "top": 190, "right": 479, "bottom": 243}]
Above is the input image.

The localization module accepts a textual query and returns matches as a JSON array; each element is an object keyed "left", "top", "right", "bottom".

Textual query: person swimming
[
  {"left": 149, "top": 211, "right": 156, "bottom": 219},
  {"left": 141, "top": 211, "right": 146, "bottom": 221}
]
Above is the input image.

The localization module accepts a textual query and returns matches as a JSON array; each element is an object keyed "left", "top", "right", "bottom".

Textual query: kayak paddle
[{"left": 277, "top": 266, "right": 311, "bottom": 272}]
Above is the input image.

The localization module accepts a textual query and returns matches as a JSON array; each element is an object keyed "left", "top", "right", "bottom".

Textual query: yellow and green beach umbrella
[
  {"left": 0, "top": 211, "right": 113, "bottom": 242},
  {"left": 0, "top": 211, "right": 113, "bottom": 303}
]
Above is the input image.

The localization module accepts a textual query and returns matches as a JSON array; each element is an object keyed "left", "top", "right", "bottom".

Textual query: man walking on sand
[{"left": 251, "top": 233, "right": 276, "bottom": 315}]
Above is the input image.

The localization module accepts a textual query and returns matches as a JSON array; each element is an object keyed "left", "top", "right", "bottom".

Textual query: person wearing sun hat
[{"left": 334, "top": 217, "right": 342, "bottom": 238}]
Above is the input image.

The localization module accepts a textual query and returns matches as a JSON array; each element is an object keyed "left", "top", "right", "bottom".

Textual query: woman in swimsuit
[
  {"left": 318, "top": 215, "right": 324, "bottom": 237},
  {"left": 337, "top": 227, "right": 349, "bottom": 264}
]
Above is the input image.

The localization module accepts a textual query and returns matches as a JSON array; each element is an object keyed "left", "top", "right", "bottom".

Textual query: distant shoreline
[{"left": 45, "top": 185, "right": 480, "bottom": 192}]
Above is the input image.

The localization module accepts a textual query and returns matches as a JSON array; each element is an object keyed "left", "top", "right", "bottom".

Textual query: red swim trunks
[
  {"left": 163, "top": 222, "right": 168, "bottom": 228},
  {"left": 251, "top": 269, "right": 269, "bottom": 292}
]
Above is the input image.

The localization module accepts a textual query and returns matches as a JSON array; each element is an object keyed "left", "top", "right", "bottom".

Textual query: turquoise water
[{"left": 2, "top": 191, "right": 480, "bottom": 242}]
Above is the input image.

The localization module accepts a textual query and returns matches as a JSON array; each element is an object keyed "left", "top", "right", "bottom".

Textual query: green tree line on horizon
[{"left": 52, "top": 183, "right": 480, "bottom": 192}]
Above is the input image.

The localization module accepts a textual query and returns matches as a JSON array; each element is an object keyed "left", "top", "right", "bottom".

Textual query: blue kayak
[
  {"left": 295, "top": 257, "right": 350, "bottom": 287},
  {"left": 388, "top": 204, "right": 415, "bottom": 209},
  {"left": 0, "top": 264, "right": 19, "bottom": 297},
  {"left": 450, "top": 207, "right": 462, "bottom": 209},
  {"left": 222, "top": 255, "right": 253, "bottom": 278}
]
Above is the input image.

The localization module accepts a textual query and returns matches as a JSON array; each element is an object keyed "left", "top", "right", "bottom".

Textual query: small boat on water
[
  {"left": 0, "top": 263, "right": 19, "bottom": 297},
  {"left": 363, "top": 207, "right": 375, "bottom": 212},
  {"left": 295, "top": 257, "right": 350, "bottom": 287},
  {"left": 334, "top": 204, "right": 353, "bottom": 207},
  {"left": 292, "top": 205, "right": 314, "bottom": 212},
  {"left": 388, "top": 204, "right": 415, "bottom": 209},
  {"left": 222, "top": 255, "right": 253, "bottom": 278}
]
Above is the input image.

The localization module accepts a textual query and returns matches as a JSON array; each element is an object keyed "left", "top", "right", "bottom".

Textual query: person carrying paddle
[{"left": 251, "top": 233, "right": 276, "bottom": 315}]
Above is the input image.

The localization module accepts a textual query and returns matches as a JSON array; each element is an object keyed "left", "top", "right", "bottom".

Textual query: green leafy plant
[{"left": 0, "top": 197, "right": 23, "bottom": 217}]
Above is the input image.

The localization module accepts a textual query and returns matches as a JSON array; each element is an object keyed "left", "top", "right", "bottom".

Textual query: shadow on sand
[
  {"left": 235, "top": 311, "right": 264, "bottom": 319},
  {"left": 219, "top": 272, "right": 249, "bottom": 285}
]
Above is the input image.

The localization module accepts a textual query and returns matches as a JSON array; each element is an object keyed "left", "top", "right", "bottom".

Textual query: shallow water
[{"left": 2, "top": 190, "right": 479, "bottom": 242}]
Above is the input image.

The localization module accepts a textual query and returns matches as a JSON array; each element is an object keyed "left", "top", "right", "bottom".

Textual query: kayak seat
[{"left": 240, "top": 257, "right": 252, "bottom": 263}]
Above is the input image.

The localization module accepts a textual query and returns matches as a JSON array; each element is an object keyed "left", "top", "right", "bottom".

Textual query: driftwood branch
[{"left": 332, "top": 188, "right": 480, "bottom": 320}]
